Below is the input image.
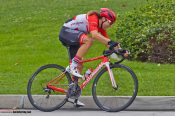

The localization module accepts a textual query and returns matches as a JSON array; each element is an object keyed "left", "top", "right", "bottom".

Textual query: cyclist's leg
[
  {"left": 68, "top": 34, "right": 93, "bottom": 77},
  {"left": 59, "top": 27, "right": 85, "bottom": 106},
  {"left": 76, "top": 34, "right": 93, "bottom": 57},
  {"left": 68, "top": 46, "right": 83, "bottom": 81},
  {"left": 59, "top": 26, "right": 92, "bottom": 77},
  {"left": 66, "top": 47, "right": 85, "bottom": 107},
  {"left": 68, "top": 46, "right": 79, "bottom": 60}
]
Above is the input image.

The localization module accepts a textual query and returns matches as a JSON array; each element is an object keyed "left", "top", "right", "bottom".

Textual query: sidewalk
[{"left": 0, "top": 95, "right": 175, "bottom": 110}]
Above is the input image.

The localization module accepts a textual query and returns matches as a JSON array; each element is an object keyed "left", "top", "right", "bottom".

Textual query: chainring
[{"left": 67, "top": 83, "right": 81, "bottom": 99}]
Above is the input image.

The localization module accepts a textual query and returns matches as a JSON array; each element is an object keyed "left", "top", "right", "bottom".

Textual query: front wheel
[
  {"left": 27, "top": 64, "right": 71, "bottom": 112},
  {"left": 92, "top": 64, "right": 138, "bottom": 112}
]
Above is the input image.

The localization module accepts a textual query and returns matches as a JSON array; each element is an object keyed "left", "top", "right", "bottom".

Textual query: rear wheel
[
  {"left": 92, "top": 64, "right": 138, "bottom": 112},
  {"left": 27, "top": 64, "right": 71, "bottom": 112}
]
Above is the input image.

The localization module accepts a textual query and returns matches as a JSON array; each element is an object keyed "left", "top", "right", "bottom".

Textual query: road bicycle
[{"left": 27, "top": 48, "right": 138, "bottom": 112}]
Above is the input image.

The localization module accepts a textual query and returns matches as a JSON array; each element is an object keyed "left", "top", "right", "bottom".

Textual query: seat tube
[{"left": 105, "top": 62, "right": 117, "bottom": 88}]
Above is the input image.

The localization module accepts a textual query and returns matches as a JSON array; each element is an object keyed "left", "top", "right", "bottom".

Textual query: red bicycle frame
[{"left": 47, "top": 55, "right": 117, "bottom": 93}]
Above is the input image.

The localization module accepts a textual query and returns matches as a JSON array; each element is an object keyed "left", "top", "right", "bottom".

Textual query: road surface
[{"left": 0, "top": 109, "right": 175, "bottom": 116}]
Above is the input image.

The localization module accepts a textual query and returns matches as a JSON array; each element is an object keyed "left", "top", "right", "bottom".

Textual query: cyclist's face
[{"left": 101, "top": 17, "right": 112, "bottom": 30}]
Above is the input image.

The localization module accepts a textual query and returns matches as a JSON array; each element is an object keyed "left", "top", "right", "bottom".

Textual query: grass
[{"left": 0, "top": 0, "right": 175, "bottom": 95}]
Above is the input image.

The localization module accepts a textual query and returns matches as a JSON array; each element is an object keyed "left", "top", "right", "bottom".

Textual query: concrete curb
[{"left": 0, "top": 95, "right": 175, "bottom": 111}]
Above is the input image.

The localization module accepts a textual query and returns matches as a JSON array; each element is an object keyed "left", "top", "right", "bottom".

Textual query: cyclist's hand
[
  {"left": 114, "top": 43, "right": 121, "bottom": 50},
  {"left": 108, "top": 40, "right": 120, "bottom": 50}
]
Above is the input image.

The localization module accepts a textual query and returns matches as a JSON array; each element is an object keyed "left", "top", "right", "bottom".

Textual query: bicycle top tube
[
  {"left": 79, "top": 49, "right": 125, "bottom": 64},
  {"left": 80, "top": 55, "right": 107, "bottom": 64}
]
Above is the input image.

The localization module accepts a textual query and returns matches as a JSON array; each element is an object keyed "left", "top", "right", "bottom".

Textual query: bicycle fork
[{"left": 105, "top": 62, "right": 118, "bottom": 90}]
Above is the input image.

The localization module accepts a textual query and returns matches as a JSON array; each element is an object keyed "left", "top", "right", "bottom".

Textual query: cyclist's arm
[
  {"left": 88, "top": 14, "right": 120, "bottom": 48},
  {"left": 88, "top": 15, "right": 110, "bottom": 45},
  {"left": 90, "top": 30, "right": 110, "bottom": 45},
  {"left": 90, "top": 30, "right": 121, "bottom": 50}
]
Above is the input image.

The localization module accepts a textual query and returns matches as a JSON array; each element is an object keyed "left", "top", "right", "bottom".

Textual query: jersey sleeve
[
  {"left": 88, "top": 14, "right": 109, "bottom": 38},
  {"left": 88, "top": 14, "right": 99, "bottom": 32}
]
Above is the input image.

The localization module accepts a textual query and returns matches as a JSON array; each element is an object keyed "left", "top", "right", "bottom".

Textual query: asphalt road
[{"left": 0, "top": 109, "right": 175, "bottom": 116}]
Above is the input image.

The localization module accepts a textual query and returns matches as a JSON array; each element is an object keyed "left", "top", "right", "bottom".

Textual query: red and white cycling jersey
[{"left": 63, "top": 14, "right": 108, "bottom": 38}]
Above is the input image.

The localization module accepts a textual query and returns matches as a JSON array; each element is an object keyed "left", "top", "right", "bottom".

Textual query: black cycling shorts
[{"left": 59, "top": 26, "right": 85, "bottom": 59}]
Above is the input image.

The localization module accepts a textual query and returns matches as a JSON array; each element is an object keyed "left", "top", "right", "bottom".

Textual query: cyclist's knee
[{"left": 83, "top": 37, "right": 93, "bottom": 47}]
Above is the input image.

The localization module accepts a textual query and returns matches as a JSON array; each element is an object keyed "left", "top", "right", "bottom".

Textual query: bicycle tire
[
  {"left": 92, "top": 63, "right": 138, "bottom": 112},
  {"left": 27, "top": 64, "right": 71, "bottom": 112}
]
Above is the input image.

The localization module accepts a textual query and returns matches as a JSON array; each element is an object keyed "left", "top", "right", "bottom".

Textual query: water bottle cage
[{"left": 84, "top": 69, "right": 92, "bottom": 80}]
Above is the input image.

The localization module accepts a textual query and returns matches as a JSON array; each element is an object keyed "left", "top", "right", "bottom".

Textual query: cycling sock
[
  {"left": 71, "top": 55, "right": 82, "bottom": 68},
  {"left": 74, "top": 55, "right": 82, "bottom": 62}
]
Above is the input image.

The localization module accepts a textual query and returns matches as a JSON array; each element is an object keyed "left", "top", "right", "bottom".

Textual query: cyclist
[{"left": 59, "top": 8, "right": 128, "bottom": 106}]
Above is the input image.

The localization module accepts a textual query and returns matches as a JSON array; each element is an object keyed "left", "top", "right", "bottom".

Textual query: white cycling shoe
[
  {"left": 68, "top": 98, "right": 85, "bottom": 107},
  {"left": 66, "top": 66, "right": 83, "bottom": 78}
]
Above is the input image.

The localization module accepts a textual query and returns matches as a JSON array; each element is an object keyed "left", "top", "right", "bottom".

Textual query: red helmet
[{"left": 100, "top": 8, "right": 116, "bottom": 24}]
